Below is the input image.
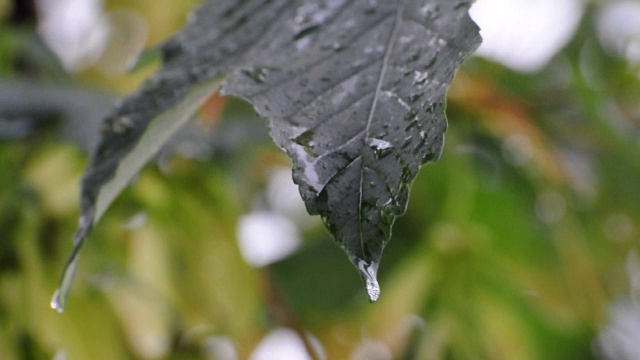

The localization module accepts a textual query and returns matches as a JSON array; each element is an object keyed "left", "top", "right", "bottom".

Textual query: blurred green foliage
[{"left": 1, "top": 1, "right": 639, "bottom": 359}]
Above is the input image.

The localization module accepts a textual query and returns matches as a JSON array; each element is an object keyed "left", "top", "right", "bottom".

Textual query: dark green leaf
[
  {"left": 53, "top": 0, "right": 481, "bottom": 310},
  {"left": 222, "top": 0, "right": 481, "bottom": 301}
]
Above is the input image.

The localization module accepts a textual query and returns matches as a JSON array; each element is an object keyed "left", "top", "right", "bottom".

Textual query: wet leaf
[{"left": 54, "top": 0, "right": 481, "bottom": 310}]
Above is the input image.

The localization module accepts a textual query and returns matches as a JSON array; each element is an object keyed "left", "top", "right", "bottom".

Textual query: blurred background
[{"left": 0, "top": 0, "right": 639, "bottom": 359}]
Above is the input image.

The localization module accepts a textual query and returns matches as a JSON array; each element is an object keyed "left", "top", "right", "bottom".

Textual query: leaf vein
[{"left": 358, "top": 0, "right": 405, "bottom": 253}]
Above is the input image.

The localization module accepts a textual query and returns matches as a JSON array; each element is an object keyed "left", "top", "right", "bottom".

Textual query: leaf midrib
[{"left": 358, "top": 0, "right": 406, "bottom": 253}]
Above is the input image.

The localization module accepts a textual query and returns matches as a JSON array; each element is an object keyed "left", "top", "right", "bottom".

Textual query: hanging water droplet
[
  {"left": 50, "top": 253, "right": 81, "bottom": 313},
  {"left": 357, "top": 260, "right": 380, "bottom": 302},
  {"left": 50, "top": 290, "right": 64, "bottom": 313},
  {"left": 369, "top": 138, "right": 394, "bottom": 159},
  {"left": 241, "top": 67, "right": 268, "bottom": 84}
]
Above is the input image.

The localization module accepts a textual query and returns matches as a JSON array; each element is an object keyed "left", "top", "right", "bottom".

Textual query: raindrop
[
  {"left": 423, "top": 54, "right": 437, "bottom": 69},
  {"left": 408, "top": 92, "right": 421, "bottom": 103},
  {"left": 424, "top": 102, "right": 438, "bottom": 114},
  {"left": 50, "top": 291, "right": 64, "bottom": 313},
  {"left": 294, "top": 130, "right": 318, "bottom": 157},
  {"left": 401, "top": 136, "right": 413, "bottom": 149},
  {"left": 51, "top": 253, "right": 81, "bottom": 313},
  {"left": 292, "top": 4, "right": 322, "bottom": 41},
  {"left": 241, "top": 67, "right": 268, "bottom": 84},
  {"left": 421, "top": 151, "right": 437, "bottom": 163},
  {"left": 413, "top": 70, "right": 429, "bottom": 86},
  {"left": 419, "top": 4, "right": 440, "bottom": 19},
  {"left": 369, "top": 138, "right": 394, "bottom": 159},
  {"left": 408, "top": 50, "right": 421, "bottom": 62},
  {"left": 357, "top": 260, "right": 380, "bottom": 302},
  {"left": 404, "top": 109, "right": 418, "bottom": 121}
]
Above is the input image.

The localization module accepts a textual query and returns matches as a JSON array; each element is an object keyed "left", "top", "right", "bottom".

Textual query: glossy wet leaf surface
[
  {"left": 222, "top": 0, "right": 481, "bottom": 299},
  {"left": 55, "top": 0, "right": 480, "bottom": 309}
]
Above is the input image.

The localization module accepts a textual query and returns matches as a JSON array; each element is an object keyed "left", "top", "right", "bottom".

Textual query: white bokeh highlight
[
  {"left": 266, "top": 167, "right": 318, "bottom": 229},
  {"left": 36, "top": 0, "right": 146, "bottom": 72},
  {"left": 37, "top": 0, "right": 108, "bottom": 70},
  {"left": 203, "top": 336, "right": 238, "bottom": 360},
  {"left": 470, "top": 0, "right": 585, "bottom": 72},
  {"left": 596, "top": 1, "right": 640, "bottom": 66},
  {"left": 249, "top": 328, "right": 313, "bottom": 360},
  {"left": 237, "top": 211, "right": 301, "bottom": 267}
]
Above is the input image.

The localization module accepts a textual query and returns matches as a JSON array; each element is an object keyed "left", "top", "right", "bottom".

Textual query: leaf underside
[{"left": 54, "top": 0, "right": 481, "bottom": 310}]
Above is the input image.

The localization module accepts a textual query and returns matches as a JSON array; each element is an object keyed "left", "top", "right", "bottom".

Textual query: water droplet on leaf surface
[
  {"left": 369, "top": 138, "right": 394, "bottom": 159},
  {"left": 241, "top": 67, "right": 268, "bottom": 84},
  {"left": 413, "top": 70, "right": 429, "bottom": 86},
  {"left": 294, "top": 130, "right": 318, "bottom": 157}
]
